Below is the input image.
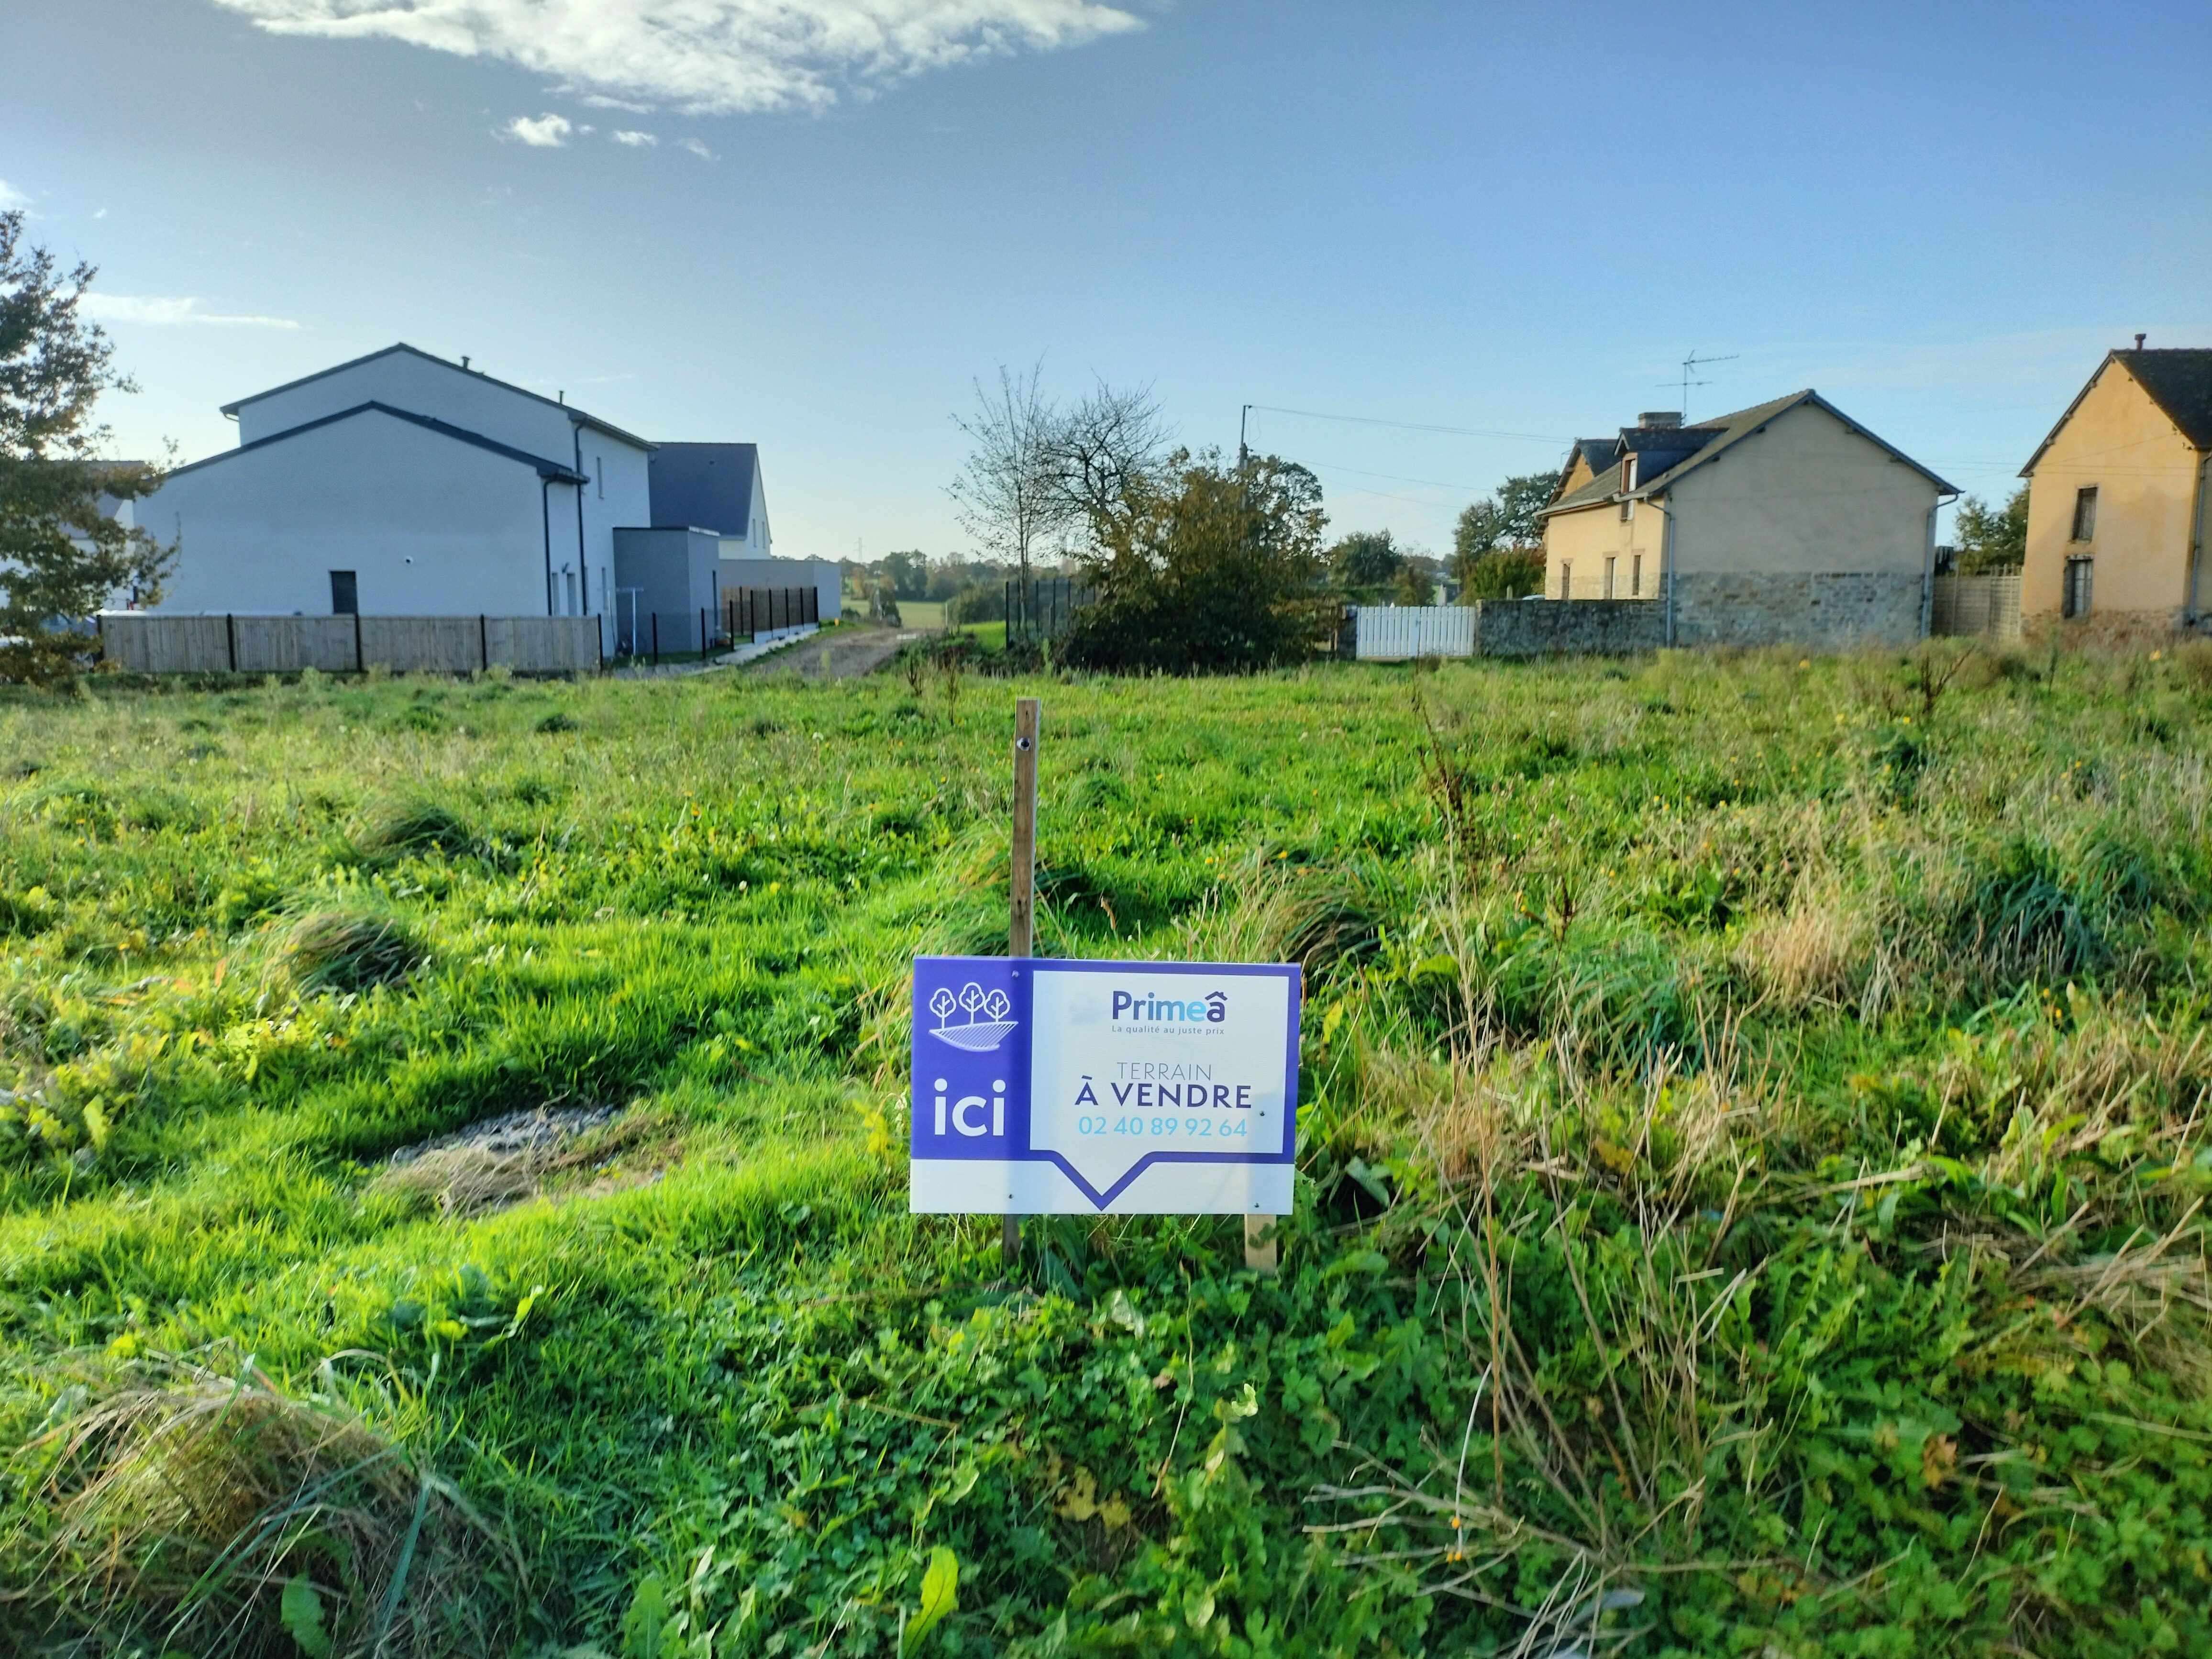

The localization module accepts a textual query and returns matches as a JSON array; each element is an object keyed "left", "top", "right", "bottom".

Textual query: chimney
[
  {"left": 461, "top": 354, "right": 472, "bottom": 369},
  {"left": 2135, "top": 333, "right": 2147, "bottom": 350},
  {"left": 1638, "top": 410, "right": 1682, "bottom": 430}
]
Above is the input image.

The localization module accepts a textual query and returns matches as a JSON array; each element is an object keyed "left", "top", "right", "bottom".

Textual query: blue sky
[{"left": 5, "top": 0, "right": 2208, "bottom": 560}]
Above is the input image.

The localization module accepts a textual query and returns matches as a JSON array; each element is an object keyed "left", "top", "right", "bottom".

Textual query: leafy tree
[
  {"left": 1954, "top": 486, "right": 2028, "bottom": 574},
  {"left": 0, "top": 210, "right": 170, "bottom": 681},
  {"left": 1059, "top": 450, "right": 1329, "bottom": 673},
  {"left": 1392, "top": 560, "right": 1435, "bottom": 606},
  {"left": 1451, "top": 469, "right": 1556, "bottom": 600},
  {"left": 1327, "top": 529, "right": 1402, "bottom": 597},
  {"left": 876, "top": 549, "right": 929, "bottom": 600},
  {"left": 1460, "top": 548, "right": 1545, "bottom": 600}
]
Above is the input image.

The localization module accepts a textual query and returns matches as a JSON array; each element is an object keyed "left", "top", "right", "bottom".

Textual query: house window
[
  {"left": 596, "top": 457, "right": 604, "bottom": 500},
  {"left": 2070, "top": 486, "right": 2098, "bottom": 542},
  {"left": 2062, "top": 556, "right": 2094, "bottom": 619},
  {"left": 1619, "top": 456, "right": 1636, "bottom": 520},
  {"left": 329, "top": 571, "right": 357, "bottom": 615},
  {"left": 1631, "top": 553, "right": 1643, "bottom": 597},
  {"left": 1604, "top": 556, "right": 1616, "bottom": 599},
  {"left": 1559, "top": 561, "right": 1572, "bottom": 600}
]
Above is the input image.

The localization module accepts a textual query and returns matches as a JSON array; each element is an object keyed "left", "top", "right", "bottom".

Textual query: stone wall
[
  {"left": 1670, "top": 571, "right": 1923, "bottom": 650},
  {"left": 1471, "top": 598, "right": 1666, "bottom": 657}
]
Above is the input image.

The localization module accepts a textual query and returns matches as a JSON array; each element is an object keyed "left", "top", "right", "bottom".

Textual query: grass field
[{"left": 6, "top": 643, "right": 2212, "bottom": 1657}]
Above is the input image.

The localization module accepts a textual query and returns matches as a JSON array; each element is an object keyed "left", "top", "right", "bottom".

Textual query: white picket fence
[{"left": 1352, "top": 605, "right": 1475, "bottom": 661}]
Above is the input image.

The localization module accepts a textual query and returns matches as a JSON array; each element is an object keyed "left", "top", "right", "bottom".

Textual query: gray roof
[
  {"left": 1539, "top": 389, "right": 1957, "bottom": 517},
  {"left": 2022, "top": 348, "right": 2212, "bottom": 476},
  {"left": 163, "top": 401, "right": 588, "bottom": 484},
  {"left": 649, "top": 442, "right": 760, "bottom": 536},
  {"left": 217, "top": 343, "right": 654, "bottom": 451}
]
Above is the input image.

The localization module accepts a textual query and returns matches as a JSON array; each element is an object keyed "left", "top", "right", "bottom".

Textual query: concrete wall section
[
  {"left": 2021, "top": 362, "right": 2203, "bottom": 621},
  {"left": 144, "top": 409, "right": 565, "bottom": 617},
  {"left": 614, "top": 528, "right": 722, "bottom": 626},
  {"left": 1670, "top": 571, "right": 1923, "bottom": 648}
]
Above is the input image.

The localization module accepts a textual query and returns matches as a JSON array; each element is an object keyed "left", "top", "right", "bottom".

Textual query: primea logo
[{"left": 1111, "top": 988, "right": 1228, "bottom": 1024}]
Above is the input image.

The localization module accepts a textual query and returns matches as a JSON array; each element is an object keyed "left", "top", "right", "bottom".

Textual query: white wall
[
  {"left": 719, "top": 556, "right": 839, "bottom": 621},
  {"left": 575, "top": 433, "right": 653, "bottom": 617},
  {"left": 145, "top": 409, "right": 567, "bottom": 616},
  {"left": 233, "top": 350, "right": 578, "bottom": 463},
  {"left": 1669, "top": 402, "right": 1938, "bottom": 576}
]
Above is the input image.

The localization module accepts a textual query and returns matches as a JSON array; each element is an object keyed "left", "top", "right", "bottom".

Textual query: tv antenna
[{"left": 1666, "top": 350, "right": 1737, "bottom": 419}]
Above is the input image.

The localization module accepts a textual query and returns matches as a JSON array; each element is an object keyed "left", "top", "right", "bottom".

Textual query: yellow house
[
  {"left": 1537, "top": 393, "right": 1956, "bottom": 648},
  {"left": 2019, "top": 345, "right": 2212, "bottom": 625}
]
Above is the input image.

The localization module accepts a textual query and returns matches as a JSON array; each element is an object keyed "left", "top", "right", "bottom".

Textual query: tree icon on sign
[{"left": 925, "top": 978, "right": 1019, "bottom": 1052}]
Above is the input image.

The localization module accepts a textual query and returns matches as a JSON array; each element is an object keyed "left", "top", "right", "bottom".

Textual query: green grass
[{"left": 5, "top": 641, "right": 2212, "bottom": 1656}]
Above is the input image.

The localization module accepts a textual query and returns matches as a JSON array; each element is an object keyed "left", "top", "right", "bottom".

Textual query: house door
[{"left": 2062, "top": 556, "right": 2093, "bottom": 620}]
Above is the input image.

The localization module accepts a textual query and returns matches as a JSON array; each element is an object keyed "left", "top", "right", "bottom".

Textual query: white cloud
[
  {"left": 0, "top": 180, "right": 29, "bottom": 211},
  {"left": 506, "top": 111, "right": 574, "bottom": 146},
  {"left": 611, "top": 129, "right": 658, "bottom": 146},
  {"left": 212, "top": 0, "right": 1146, "bottom": 115},
  {"left": 676, "top": 137, "right": 716, "bottom": 160},
  {"left": 79, "top": 295, "right": 303, "bottom": 330}
]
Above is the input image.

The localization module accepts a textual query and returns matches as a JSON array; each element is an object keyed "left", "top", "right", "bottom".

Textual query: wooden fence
[
  {"left": 1931, "top": 572, "right": 2022, "bottom": 642},
  {"left": 97, "top": 613, "right": 603, "bottom": 675}
]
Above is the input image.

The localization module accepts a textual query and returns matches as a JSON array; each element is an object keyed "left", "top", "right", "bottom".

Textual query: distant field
[{"left": 6, "top": 645, "right": 2212, "bottom": 1655}]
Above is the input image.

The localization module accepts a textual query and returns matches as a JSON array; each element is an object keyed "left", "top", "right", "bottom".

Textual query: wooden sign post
[
  {"left": 1006, "top": 697, "right": 1040, "bottom": 1271},
  {"left": 914, "top": 693, "right": 1293, "bottom": 1280}
]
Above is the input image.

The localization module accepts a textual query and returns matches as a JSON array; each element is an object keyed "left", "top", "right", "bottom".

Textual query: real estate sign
[{"left": 909, "top": 956, "right": 1301, "bottom": 1215}]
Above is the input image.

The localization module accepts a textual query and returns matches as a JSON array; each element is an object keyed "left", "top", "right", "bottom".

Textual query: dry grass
[
  {"left": 374, "top": 1105, "right": 668, "bottom": 1219},
  {"left": 1735, "top": 884, "right": 1874, "bottom": 1011},
  {"left": 21, "top": 1357, "right": 515, "bottom": 1658}
]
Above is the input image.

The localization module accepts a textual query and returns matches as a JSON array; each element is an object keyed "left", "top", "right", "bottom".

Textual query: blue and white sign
[{"left": 910, "top": 956, "right": 1302, "bottom": 1215}]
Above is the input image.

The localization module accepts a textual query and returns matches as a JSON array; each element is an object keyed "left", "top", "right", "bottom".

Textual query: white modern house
[{"left": 144, "top": 345, "right": 657, "bottom": 644}]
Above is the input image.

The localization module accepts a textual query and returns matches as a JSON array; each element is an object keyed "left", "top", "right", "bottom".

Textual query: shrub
[
  {"left": 281, "top": 910, "right": 427, "bottom": 994},
  {"left": 25, "top": 1358, "right": 516, "bottom": 1658},
  {"left": 355, "top": 799, "right": 473, "bottom": 862}
]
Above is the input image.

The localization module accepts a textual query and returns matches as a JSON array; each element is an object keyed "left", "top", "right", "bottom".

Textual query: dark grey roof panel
[
  {"left": 163, "top": 401, "right": 588, "bottom": 483},
  {"left": 649, "top": 442, "right": 760, "bottom": 537}
]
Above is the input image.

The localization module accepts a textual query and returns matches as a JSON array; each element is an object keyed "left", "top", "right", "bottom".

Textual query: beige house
[
  {"left": 2019, "top": 346, "right": 2212, "bottom": 626},
  {"left": 1537, "top": 393, "right": 1956, "bottom": 648}
]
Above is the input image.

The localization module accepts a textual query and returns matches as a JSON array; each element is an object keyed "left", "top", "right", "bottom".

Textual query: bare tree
[
  {"left": 947, "top": 361, "right": 1061, "bottom": 588},
  {"left": 1045, "top": 378, "right": 1170, "bottom": 535}
]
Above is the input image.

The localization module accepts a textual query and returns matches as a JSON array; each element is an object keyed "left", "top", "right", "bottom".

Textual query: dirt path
[{"left": 745, "top": 623, "right": 918, "bottom": 680}]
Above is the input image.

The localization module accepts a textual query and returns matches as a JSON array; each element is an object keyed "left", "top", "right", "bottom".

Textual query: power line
[{"left": 1247, "top": 404, "right": 1572, "bottom": 444}]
